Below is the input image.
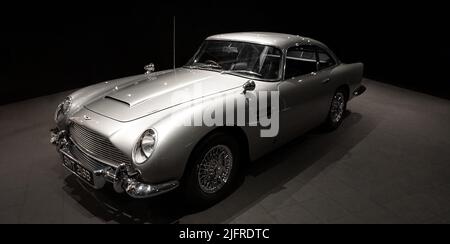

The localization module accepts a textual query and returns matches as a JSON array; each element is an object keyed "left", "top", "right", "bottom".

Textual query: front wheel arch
[
  {"left": 180, "top": 126, "right": 249, "bottom": 205},
  {"left": 182, "top": 126, "right": 250, "bottom": 180}
]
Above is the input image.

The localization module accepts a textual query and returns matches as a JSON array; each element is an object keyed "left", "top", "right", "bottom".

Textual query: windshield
[{"left": 185, "top": 40, "right": 282, "bottom": 81}]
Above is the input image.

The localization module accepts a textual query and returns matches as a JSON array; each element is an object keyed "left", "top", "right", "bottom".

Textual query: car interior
[{"left": 285, "top": 47, "right": 317, "bottom": 79}]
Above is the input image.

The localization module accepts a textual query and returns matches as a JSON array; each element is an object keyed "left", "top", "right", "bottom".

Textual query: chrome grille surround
[{"left": 69, "top": 122, "right": 132, "bottom": 166}]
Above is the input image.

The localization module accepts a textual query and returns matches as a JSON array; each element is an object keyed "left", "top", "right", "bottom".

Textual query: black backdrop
[{"left": 1, "top": 2, "right": 449, "bottom": 104}]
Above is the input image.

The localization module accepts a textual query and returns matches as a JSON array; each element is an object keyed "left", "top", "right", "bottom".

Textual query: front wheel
[
  {"left": 324, "top": 90, "right": 347, "bottom": 130},
  {"left": 182, "top": 132, "right": 242, "bottom": 206}
]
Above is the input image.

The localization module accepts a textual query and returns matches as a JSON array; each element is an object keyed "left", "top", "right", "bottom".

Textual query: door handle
[{"left": 322, "top": 78, "right": 330, "bottom": 84}]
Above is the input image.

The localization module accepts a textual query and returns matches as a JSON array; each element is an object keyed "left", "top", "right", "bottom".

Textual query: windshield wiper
[
  {"left": 184, "top": 63, "right": 222, "bottom": 70},
  {"left": 183, "top": 65, "right": 201, "bottom": 69},
  {"left": 221, "top": 69, "right": 262, "bottom": 78},
  {"left": 197, "top": 63, "right": 222, "bottom": 69}
]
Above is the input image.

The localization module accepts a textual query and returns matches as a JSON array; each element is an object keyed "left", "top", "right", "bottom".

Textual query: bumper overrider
[{"left": 50, "top": 128, "right": 179, "bottom": 198}]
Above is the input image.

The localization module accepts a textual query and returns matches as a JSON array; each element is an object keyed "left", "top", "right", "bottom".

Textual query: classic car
[{"left": 51, "top": 32, "right": 365, "bottom": 205}]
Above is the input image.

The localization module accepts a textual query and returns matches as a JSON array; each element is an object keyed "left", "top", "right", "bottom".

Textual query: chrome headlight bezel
[{"left": 133, "top": 129, "right": 157, "bottom": 164}]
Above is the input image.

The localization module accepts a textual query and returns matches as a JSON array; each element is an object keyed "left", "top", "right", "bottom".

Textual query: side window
[
  {"left": 285, "top": 46, "right": 317, "bottom": 79},
  {"left": 317, "top": 50, "right": 336, "bottom": 70}
]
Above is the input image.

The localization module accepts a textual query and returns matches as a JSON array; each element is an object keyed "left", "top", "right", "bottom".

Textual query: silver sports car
[{"left": 51, "top": 32, "right": 364, "bottom": 205}]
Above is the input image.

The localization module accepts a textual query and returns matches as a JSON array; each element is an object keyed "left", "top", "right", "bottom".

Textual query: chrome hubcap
[
  {"left": 197, "top": 145, "right": 233, "bottom": 194},
  {"left": 330, "top": 92, "right": 345, "bottom": 123}
]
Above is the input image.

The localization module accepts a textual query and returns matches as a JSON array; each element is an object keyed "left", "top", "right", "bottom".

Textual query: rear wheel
[
  {"left": 324, "top": 89, "right": 347, "bottom": 130},
  {"left": 182, "top": 132, "right": 242, "bottom": 206}
]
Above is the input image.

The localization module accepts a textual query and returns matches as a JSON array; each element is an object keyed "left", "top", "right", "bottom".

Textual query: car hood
[{"left": 85, "top": 68, "right": 246, "bottom": 122}]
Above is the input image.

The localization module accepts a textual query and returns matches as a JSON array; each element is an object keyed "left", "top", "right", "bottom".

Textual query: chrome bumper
[{"left": 51, "top": 128, "right": 179, "bottom": 198}]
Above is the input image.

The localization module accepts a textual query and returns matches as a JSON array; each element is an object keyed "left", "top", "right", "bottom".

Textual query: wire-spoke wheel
[
  {"left": 330, "top": 92, "right": 346, "bottom": 123},
  {"left": 197, "top": 145, "right": 233, "bottom": 194},
  {"left": 183, "top": 131, "right": 242, "bottom": 206},
  {"left": 324, "top": 89, "right": 348, "bottom": 130}
]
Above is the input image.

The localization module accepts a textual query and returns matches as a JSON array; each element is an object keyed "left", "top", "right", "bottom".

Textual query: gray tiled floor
[{"left": 1, "top": 79, "right": 450, "bottom": 223}]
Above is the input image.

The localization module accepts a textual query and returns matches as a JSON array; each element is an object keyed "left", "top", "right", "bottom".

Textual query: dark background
[{"left": 1, "top": 1, "right": 449, "bottom": 104}]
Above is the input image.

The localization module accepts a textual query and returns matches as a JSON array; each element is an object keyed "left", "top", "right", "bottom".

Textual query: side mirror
[
  {"left": 242, "top": 80, "right": 256, "bottom": 94},
  {"left": 144, "top": 63, "right": 155, "bottom": 74}
]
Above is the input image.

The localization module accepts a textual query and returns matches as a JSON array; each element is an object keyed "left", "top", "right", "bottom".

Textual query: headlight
[
  {"left": 133, "top": 129, "right": 157, "bottom": 164},
  {"left": 54, "top": 96, "right": 72, "bottom": 121}
]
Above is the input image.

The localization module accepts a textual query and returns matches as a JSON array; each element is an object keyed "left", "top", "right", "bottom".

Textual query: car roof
[{"left": 206, "top": 32, "right": 327, "bottom": 50}]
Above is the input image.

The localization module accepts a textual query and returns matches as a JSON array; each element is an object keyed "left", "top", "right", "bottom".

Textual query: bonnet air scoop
[
  {"left": 85, "top": 68, "right": 246, "bottom": 122},
  {"left": 104, "top": 96, "right": 131, "bottom": 107}
]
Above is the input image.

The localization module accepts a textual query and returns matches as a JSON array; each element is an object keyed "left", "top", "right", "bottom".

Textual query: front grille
[
  {"left": 69, "top": 145, "right": 109, "bottom": 171},
  {"left": 69, "top": 122, "right": 132, "bottom": 166}
]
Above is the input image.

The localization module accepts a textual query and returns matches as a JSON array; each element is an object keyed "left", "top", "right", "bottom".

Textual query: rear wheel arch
[{"left": 336, "top": 84, "right": 350, "bottom": 100}]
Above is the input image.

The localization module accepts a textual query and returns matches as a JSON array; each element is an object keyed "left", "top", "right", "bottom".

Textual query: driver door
[{"left": 277, "top": 45, "right": 328, "bottom": 141}]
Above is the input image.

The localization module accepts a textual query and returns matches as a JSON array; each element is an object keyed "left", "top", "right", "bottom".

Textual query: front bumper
[{"left": 51, "top": 128, "right": 179, "bottom": 198}]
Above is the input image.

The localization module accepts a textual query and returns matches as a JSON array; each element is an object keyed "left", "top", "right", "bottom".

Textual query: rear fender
[{"left": 331, "top": 63, "right": 364, "bottom": 100}]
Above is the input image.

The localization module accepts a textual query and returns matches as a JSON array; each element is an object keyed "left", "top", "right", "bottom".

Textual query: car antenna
[{"left": 173, "top": 15, "right": 176, "bottom": 71}]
